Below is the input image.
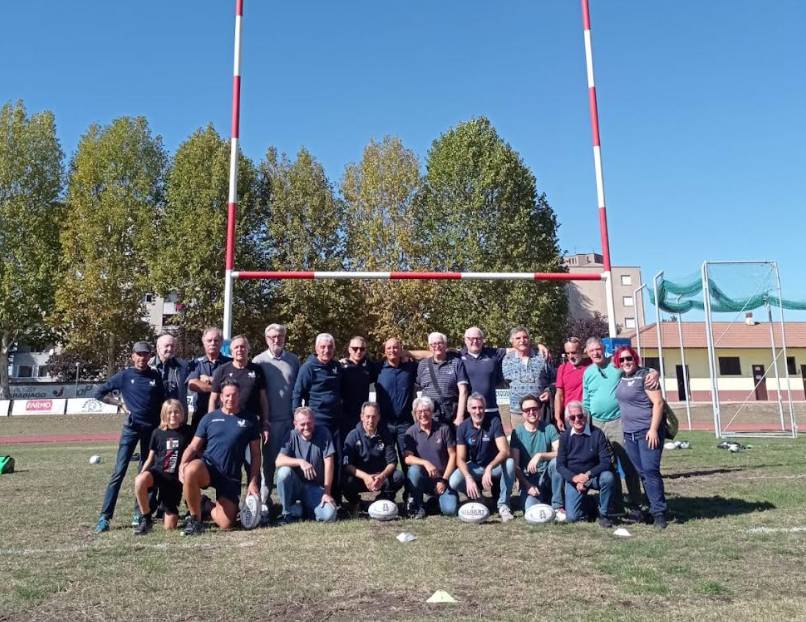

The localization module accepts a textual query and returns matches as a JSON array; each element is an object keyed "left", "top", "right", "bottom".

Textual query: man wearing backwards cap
[{"left": 93, "top": 341, "right": 166, "bottom": 533}]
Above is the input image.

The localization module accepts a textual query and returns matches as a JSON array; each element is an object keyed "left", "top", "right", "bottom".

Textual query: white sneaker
[
  {"left": 554, "top": 508, "right": 567, "bottom": 523},
  {"left": 498, "top": 505, "right": 514, "bottom": 523}
]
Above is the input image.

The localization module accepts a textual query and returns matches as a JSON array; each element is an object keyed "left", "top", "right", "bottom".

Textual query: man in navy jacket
[{"left": 556, "top": 400, "right": 616, "bottom": 528}]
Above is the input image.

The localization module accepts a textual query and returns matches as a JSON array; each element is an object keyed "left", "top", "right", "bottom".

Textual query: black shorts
[
  {"left": 147, "top": 469, "right": 182, "bottom": 515},
  {"left": 203, "top": 460, "right": 241, "bottom": 503}
]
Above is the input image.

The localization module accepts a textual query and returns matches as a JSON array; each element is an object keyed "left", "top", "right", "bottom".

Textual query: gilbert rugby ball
[
  {"left": 240, "top": 493, "right": 261, "bottom": 530},
  {"left": 458, "top": 502, "right": 490, "bottom": 524},
  {"left": 89, "top": 455, "right": 102, "bottom": 465},
  {"left": 524, "top": 503, "right": 555, "bottom": 525},
  {"left": 368, "top": 499, "right": 398, "bottom": 521}
]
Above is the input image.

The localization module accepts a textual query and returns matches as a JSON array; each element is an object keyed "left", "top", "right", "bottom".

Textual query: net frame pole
[
  {"left": 674, "top": 295, "right": 692, "bottom": 431},
  {"left": 701, "top": 261, "right": 722, "bottom": 438},
  {"left": 223, "top": 0, "right": 244, "bottom": 341},
  {"left": 652, "top": 271, "right": 667, "bottom": 400},
  {"left": 633, "top": 282, "right": 647, "bottom": 360},
  {"left": 765, "top": 298, "right": 786, "bottom": 431},
  {"left": 772, "top": 261, "right": 797, "bottom": 437},
  {"left": 581, "top": 0, "right": 617, "bottom": 338}
]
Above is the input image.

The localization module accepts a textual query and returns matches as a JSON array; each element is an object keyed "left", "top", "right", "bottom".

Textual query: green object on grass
[{"left": 0, "top": 455, "right": 15, "bottom": 474}]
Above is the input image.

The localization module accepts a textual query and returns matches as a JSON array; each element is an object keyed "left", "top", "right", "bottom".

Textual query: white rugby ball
[
  {"left": 524, "top": 503, "right": 555, "bottom": 525},
  {"left": 368, "top": 499, "right": 399, "bottom": 521},
  {"left": 89, "top": 455, "right": 102, "bottom": 465},
  {"left": 240, "top": 493, "right": 261, "bottom": 530},
  {"left": 458, "top": 502, "right": 490, "bottom": 524}
]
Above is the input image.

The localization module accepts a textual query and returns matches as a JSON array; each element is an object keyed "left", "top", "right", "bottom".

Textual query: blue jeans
[
  {"left": 564, "top": 470, "right": 615, "bottom": 522},
  {"left": 262, "top": 419, "right": 293, "bottom": 502},
  {"left": 520, "top": 458, "right": 565, "bottom": 511},
  {"left": 405, "top": 465, "right": 458, "bottom": 515},
  {"left": 276, "top": 466, "right": 336, "bottom": 522},
  {"left": 623, "top": 429, "right": 667, "bottom": 516},
  {"left": 100, "top": 423, "right": 153, "bottom": 519},
  {"left": 448, "top": 458, "right": 516, "bottom": 509}
]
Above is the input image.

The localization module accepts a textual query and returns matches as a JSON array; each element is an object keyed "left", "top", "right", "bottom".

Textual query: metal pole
[
  {"left": 766, "top": 299, "right": 785, "bottom": 431},
  {"left": 633, "top": 283, "right": 647, "bottom": 360},
  {"left": 75, "top": 362, "right": 80, "bottom": 398},
  {"left": 675, "top": 297, "right": 692, "bottom": 431},
  {"left": 580, "top": 0, "right": 617, "bottom": 338},
  {"left": 223, "top": 0, "right": 244, "bottom": 341},
  {"left": 702, "top": 261, "right": 721, "bottom": 438},
  {"left": 652, "top": 271, "right": 667, "bottom": 400},
  {"left": 772, "top": 262, "right": 797, "bottom": 437}
]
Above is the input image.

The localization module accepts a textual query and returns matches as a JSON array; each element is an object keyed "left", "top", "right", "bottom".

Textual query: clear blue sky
[{"left": 3, "top": 1, "right": 805, "bottom": 320}]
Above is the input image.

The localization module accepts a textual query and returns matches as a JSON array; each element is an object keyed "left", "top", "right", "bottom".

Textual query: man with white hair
[
  {"left": 292, "top": 332, "right": 345, "bottom": 503},
  {"left": 150, "top": 333, "right": 191, "bottom": 412},
  {"left": 187, "top": 327, "right": 231, "bottom": 431},
  {"left": 459, "top": 326, "right": 507, "bottom": 422},
  {"left": 415, "top": 332, "right": 469, "bottom": 427},
  {"left": 253, "top": 323, "right": 300, "bottom": 502}
]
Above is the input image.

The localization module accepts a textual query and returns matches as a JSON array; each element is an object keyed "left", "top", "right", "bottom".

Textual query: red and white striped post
[
  {"left": 233, "top": 271, "right": 606, "bottom": 282},
  {"left": 223, "top": 0, "right": 244, "bottom": 340},
  {"left": 581, "top": 0, "right": 617, "bottom": 337}
]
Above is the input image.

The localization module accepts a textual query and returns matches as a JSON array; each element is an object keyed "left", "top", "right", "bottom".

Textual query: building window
[
  {"left": 621, "top": 274, "right": 632, "bottom": 286},
  {"left": 144, "top": 293, "right": 154, "bottom": 304},
  {"left": 643, "top": 357, "right": 661, "bottom": 372},
  {"left": 624, "top": 317, "right": 636, "bottom": 329},
  {"left": 787, "top": 357, "right": 797, "bottom": 375},
  {"left": 623, "top": 296, "right": 634, "bottom": 307},
  {"left": 16, "top": 365, "right": 33, "bottom": 378},
  {"left": 719, "top": 357, "right": 742, "bottom": 376},
  {"left": 37, "top": 366, "right": 50, "bottom": 378}
]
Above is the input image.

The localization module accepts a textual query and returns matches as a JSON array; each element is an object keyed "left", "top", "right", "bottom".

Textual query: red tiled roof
[{"left": 624, "top": 322, "right": 806, "bottom": 349}]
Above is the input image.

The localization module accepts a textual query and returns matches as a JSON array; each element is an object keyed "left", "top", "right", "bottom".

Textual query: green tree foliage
[
  {"left": 414, "top": 117, "right": 567, "bottom": 349},
  {"left": 341, "top": 136, "right": 437, "bottom": 351},
  {"left": 565, "top": 311, "right": 610, "bottom": 351},
  {"left": 53, "top": 117, "right": 165, "bottom": 372},
  {"left": 260, "top": 147, "right": 355, "bottom": 355},
  {"left": 0, "top": 101, "right": 64, "bottom": 398},
  {"left": 151, "top": 125, "right": 267, "bottom": 338}
]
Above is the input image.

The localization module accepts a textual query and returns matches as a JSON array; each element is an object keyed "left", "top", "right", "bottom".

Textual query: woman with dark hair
[{"left": 614, "top": 346, "right": 668, "bottom": 529}]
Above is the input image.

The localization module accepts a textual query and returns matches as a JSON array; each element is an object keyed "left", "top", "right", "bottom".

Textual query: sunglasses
[
  {"left": 522, "top": 406, "right": 540, "bottom": 413},
  {"left": 619, "top": 356, "right": 634, "bottom": 362},
  {"left": 350, "top": 346, "right": 366, "bottom": 352},
  {"left": 567, "top": 414, "right": 586, "bottom": 421}
]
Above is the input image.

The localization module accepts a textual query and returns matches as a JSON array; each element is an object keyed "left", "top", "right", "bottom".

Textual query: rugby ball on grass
[
  {"left": 458, "top": 502, "right": 490, "bottom": 524},
  {"left": 524, "top": 503, "right": 555, "bottom": 525},
  {"left": 368, "top": 499, "right": 398, "bottom": 521},
  {"left": 240, "top": 493, "right": 261, "bottom": 530}
]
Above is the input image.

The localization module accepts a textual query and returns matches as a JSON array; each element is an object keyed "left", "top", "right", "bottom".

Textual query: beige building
[
  {"left": 628, "top": 321, "right": 806, "bottom": 401},
  {"left": 564, "top": 253, "right": 644, "bottom": 334}
]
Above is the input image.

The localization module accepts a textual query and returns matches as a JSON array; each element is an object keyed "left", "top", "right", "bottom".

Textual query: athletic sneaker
[
  {"left": 134, "top": 514, "right": 153, "bottom": 536},
  {"left": 598, "top": 515, "right": 613, "bottom": 529},
  {"left": 412, "top": 506, "right": 427, "bottom": 520},
  {"left": 94, "top": 515, "right": 110, "bottom": 533},
  {"left": 653, "top": 514, "right": 668, "bottom": 530},
  {"left": 554, "top": 508, "right": 567, "bottom": 523},
  {"left": 182, "top": 516, "right": 203, "bottom": 536},
  {"left": 498, "top": 505, "right": 515, "bottom": 523},
  {"left": 131, "top": 509, "right": 142, "bottom": 527}
]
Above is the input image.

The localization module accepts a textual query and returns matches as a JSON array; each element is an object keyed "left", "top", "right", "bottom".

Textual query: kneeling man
[
  {"left": 403, "top": 396, "right": 459, "bottom": 518},
  {"left": 510, "top": 394, "right": 564, "bottom": 520},
  {"left": 342, "top": 401, "right": 404, "bottom": 510},
  {"left": 556, "top": 400, "right": 616, "bottom": 528},
  {"left": 180, "top": 380, "right": 261, "bottom": 535},
  {"left": 448, "top": 393, "right": 516, "bottom": 522},
  {"left": 275, "top": 407, "right": 337, "bottom": 523}
]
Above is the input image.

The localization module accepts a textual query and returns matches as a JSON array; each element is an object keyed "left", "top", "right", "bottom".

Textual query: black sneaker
[
  {"left": 134, "top": 514, "right": 153, "bottom": 536},
  {"left": 413, "top": 506, "right": 427, "bottom": 520},
  {"left": 131, "top": 509, "right": 142, "bottom": 527},
  {"left": 598, "top": 515, "right": 613, "bottom": 529},
  {"left": 182, "top": 516, "right": 203, "bottom": 536},
  {"left": 653, "top": 514, "right": 668, "bottom": 530}
]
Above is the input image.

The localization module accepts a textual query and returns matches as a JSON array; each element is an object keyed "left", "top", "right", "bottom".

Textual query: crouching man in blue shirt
[
  {"left": 342, "top": 401, "right": 404, "bottom": 512},
  {"left": 448, "top": 393, "right": 516, "bottom": 522},
  {"left": 556, "top": 400, "right": 616, "bottom": 528},
  {"left": 179, "top": 379, "right": 261, "bottom": 535},
  {"left": 275, "top": 407, "right": 337, "bottom": 523}
]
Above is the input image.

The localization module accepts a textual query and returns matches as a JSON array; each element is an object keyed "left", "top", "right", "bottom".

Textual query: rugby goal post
[{"left": 221, "top": 0, "right": 618, "bottom": 340}]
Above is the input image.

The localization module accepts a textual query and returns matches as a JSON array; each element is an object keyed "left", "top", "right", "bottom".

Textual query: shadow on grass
[
  {"left": 669, "top": 495, "right": 775, "bottom": 523},
  {"left": 666, "top": 467, "right": 744, "bottom": 479}
]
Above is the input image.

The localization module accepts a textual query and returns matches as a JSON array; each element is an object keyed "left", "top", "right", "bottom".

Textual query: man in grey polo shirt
[
  {"left": 415, "top": 332, "right": 469, "bottom": 427},
  {"left": 253, "top": 323, "right": 300, "bottom": 503}
]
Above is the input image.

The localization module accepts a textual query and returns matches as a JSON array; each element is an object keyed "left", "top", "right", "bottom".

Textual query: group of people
[{"left": 92, "top": 324, "right": 669, "bottom": 535}]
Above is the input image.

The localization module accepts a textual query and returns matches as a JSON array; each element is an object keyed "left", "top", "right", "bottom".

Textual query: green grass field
[{"left": 2, "top": 415, "right": 806, "bottom": 621}]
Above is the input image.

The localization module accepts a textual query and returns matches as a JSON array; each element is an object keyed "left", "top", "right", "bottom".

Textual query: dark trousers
[
  {"left": 341, "top": 469, "right": 405, "bottom": 503},
  {"left": 623, "top": 429, "right": 667, "bottom": 516},
  {"left": 100, "top": 423, "right": 153, "bottom": 519}
]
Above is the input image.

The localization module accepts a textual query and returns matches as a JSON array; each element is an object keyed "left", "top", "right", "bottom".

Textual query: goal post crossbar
[{"left": 232, "top": 271, "right": 606, "bottom": 282}]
